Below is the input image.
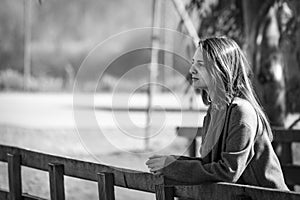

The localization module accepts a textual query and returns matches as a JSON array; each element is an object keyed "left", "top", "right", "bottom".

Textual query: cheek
[{"left": 199, "top": 70, "right": 211, "bottom": 83}]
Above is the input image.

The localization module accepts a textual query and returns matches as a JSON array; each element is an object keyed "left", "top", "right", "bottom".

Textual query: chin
[{"left": 193, "top": 83, "right": 205, "bottom": 90}]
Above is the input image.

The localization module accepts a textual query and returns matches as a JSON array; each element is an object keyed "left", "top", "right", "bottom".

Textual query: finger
[
  {"left": 151, "top": 169, "right": 162, "bottom": 176},
  {"left": 153, "top": 171, "right": 162, "bottom": 176},
  {"left": 145, "top": 160, "right": 155, "bottom": 166},
  {"left": 147, "top": 163, "right": 160, "bottom": 169},
  {"left": 150, "top": 166, "right": 163, "bottom": 172},
  {"left": 150, "top": 168, "right": 158, "bottom": 173},
  {"left": 149, "top": 154, "right": 163, "bottom": 159},
  {"left": 145, "top": 158, "right": 161, "bottom": 165},
  {"left": 145, "top": 159, "right": 157, "bottom": 166},
  {"left": 145, "top": 159, "right": 151, "bottom": 165}
]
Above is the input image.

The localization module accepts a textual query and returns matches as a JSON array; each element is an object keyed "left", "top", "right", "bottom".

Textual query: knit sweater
[{"left": 162, "top": 97, "right": 289, "bottom": 190}]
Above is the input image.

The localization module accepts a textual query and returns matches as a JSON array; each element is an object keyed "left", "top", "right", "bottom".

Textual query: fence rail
[{"left": 1, "top": 144, "right": 300, "bottom": 200}]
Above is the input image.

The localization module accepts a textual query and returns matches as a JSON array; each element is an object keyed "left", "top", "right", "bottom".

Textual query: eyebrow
[{"left": 192, "top": 59, "right": 204, "bottom": 64}]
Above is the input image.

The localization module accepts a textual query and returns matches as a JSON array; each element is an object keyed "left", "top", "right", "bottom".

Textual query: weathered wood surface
[
  {"left": 0, "top": 190, "right": 9, "bottom": 200},
  {"left": 49, "top": 163, "right": 65, "bottom": 200},
  {"left": 7, "top": 153, "right": 22, "bottom": 200},
  {"left": 1, "top": 144, "right": 300, "bottom": 200},
  {"left": 155, "top": 185, "right": 174, "bottom": 200},
  {"left": 0, "top": 190, "right": 47, "bottom": 200},
  {"left": 173, "top": 182, "right": 300, "bottom": 200},
  {"left": 0, "top": 144, "right": 163, "bottom": 193},
  {"left": 273, "top": 129, "right": 300, "bottom": 142},
  {"left": 282, "top": 165, "right": 300, "bottom": 186},
  {"left": 97, "top": 173, "right": 115, "bottom": 200}
]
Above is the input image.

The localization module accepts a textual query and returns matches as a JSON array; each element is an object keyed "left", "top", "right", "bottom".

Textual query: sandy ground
[
  {"left": 0, "top": 92, "right": 205, "bottom": 129},
  {"left": 0, "top": 92, "right": 204, "bottom": 199},
  {"left": 0, "top": 92, "right": 299, "bottom": 199}
]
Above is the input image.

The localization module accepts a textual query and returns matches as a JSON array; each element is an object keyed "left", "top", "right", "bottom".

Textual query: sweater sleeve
[{"left": 162, "top": 103, "right": 257, "bottom": 184}]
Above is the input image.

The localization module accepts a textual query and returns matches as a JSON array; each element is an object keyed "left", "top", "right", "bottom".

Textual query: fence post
[
  {"left": 236, "top": 194, "right": 253, "bottom": 200},
  {"left": 155, "top": 185, "right": 174, "bottom": 200},
  {"left": 189, "top": 138, "right": 197, "bottom": 157},
  {"left": 7, "top": 153, "right": 22, "bottom": 200},
  {"left": 97, "top": 172, "right": 115, "bottom": 200},
  {"left": 48, "top": 163, "right": 65, "bottom": 200},
  {"left": 273, "top": 129, "right": 294, "bottom": 190}
]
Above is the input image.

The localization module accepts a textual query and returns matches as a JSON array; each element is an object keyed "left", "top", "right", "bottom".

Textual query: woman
[{"left": 146, "top": 36, "right": 289, "bottom": 190}]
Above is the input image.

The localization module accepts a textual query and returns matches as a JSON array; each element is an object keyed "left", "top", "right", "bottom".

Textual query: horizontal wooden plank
[
  {"left": 282, "top": 165, "right": 300, "bottom": 185},
  {"left": 0, "top": 189, "right": 46, "bottom": 200},
  {"left": 0, "top": 189, "right": 8, "bottom": 200},
  {"left": 23, "top": 193, "right": 47, "bottom": 200},
  {"left": 176, "top": 127, "right": 300, "bottom": 143},
  {"left": 0, "top": 144, "right": 164, "bottom": 193},
  {"left": 176, "top": 127, "right": 202, "bottom": 138},
  {"left": 173, "top": 182, "right": 300, "bottom": 200},
  {"left": 2, "top": 183, "right": 298, "bottom": 200},
  {"left": 273, "top": 129, "right": 300, "bottom": 143}
]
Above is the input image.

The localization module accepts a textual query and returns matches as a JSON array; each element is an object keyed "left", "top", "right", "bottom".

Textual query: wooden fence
[
  {"left": 176, "top": 127, "right": 300, "bottom": 189},
  {"left": 0, "top": 143, "right": 300, "bottom": 200}
]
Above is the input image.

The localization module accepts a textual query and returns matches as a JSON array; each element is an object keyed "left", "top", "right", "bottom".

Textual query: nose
[{"left": 189, "top": 64, "right": 196, "bottom": 75}]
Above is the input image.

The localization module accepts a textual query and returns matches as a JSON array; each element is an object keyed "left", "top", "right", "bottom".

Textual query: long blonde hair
[{"left": 199, "top": 36, "right": 273, "bottom": 140}]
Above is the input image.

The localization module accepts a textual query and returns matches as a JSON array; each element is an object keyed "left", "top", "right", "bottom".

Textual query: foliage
[
  {"left": 287, "top": 77, "right": 300, "bottom": 113},
  {"left": 185, "top": 0, "right": 300, "bottom": 115},
  {"left": 29, "top": 76, "right": 64, "bottom": 92},
  {"left": 187, "top": 0, "right": 245, "bottom": 45},
  {"left": 0, "top": 69, "right": 64, "bottom": 92},
  {"left": 0, "top": 1, "right": 24, "bottom": 71},
  {"left": 0, "top": 69, "right": 24, "bottom": 90},
  {"left": 0, "top": 0, "right": 152, "bottom": 91}
]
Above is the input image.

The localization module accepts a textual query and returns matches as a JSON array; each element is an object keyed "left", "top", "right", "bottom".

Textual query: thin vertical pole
[
  {"left": 163, "top": 1, "right": 175, "bottom": 91},
  {"left": 171, "top": 0, "right": 199, "bottom": 46},
  {"left": 7, "top": 154, "right": 22, "bottom": 200},
  {"left": 160, "top": 0, "right": 166, "bottom": 87},
  {"left": 146, "top": 0, "right": 162, "bottom": 150},
  {"left": 24, "top": 0, "right": 32, "bottom": 91}
]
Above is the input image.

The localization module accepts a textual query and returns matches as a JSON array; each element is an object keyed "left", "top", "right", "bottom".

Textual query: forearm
[
  {"left": 162, "top": 123, "right": 255, "bottom": 184},
  {"left": 163, "top": 153, "right": 248, "bottom": 184}
]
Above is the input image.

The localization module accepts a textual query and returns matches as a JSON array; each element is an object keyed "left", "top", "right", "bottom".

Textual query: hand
[{"left": 145, "top": 155, "right": 168, "bottom": 175}]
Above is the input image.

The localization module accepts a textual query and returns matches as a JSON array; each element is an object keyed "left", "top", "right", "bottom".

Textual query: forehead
[{"left": 193, "top": 47, "right": 204, "bottom": 61}]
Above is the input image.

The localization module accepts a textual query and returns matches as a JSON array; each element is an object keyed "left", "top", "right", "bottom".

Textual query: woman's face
[{"left": 189, "top": 47, "right": 211, "bottom": 90}]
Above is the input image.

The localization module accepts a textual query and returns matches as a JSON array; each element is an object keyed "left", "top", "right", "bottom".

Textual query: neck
[{"left": 209, "top": 90, "right": 230, "bottom": 109}]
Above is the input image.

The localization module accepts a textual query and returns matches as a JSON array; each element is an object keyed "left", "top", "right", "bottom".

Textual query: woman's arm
[{"left": 162, "top": 103, "right": 257, "bottom": 184}]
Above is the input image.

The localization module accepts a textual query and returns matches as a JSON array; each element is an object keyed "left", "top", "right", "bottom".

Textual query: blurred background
[{"left": 0, "top": 0, "right": 300, "bottom": 199}]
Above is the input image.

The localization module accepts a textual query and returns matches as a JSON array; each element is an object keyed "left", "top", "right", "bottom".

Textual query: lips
[{"left": 192, "top": 77, "right": 198, "bottom": 80}]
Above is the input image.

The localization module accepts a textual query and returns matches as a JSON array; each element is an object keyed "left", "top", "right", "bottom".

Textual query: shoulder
[{"left": 229, "top": 97, "right": 257, "bottom": 127}]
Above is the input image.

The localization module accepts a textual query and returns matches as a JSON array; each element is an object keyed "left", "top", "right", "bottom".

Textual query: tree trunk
[
  {"left": 242, "top": 0, "right": 286, "bottom": 127},
  {"left": 282, "top": 0, "right": 300, "bottom": 114}
]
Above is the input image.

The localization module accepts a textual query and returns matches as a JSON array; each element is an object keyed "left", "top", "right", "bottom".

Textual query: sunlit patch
[
  {"left": 72, "top": 28, "right": 202, "bottom": 166},
  {"left": 272, "top": 62, "right": 284, "bottom": 81}
]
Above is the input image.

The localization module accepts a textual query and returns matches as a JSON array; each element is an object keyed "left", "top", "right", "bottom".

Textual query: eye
[{"left": 196, "top": 63, "right": 204, "bottom": 68}]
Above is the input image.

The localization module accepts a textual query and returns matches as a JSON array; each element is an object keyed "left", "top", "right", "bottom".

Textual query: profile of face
[{"left": 189, "top": 47, "right": 211, "bottom": 90}]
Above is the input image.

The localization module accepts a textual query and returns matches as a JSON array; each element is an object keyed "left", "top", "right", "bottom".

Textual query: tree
[{"left": 184, "top": 0, "right": 300, "bottom": 127}]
